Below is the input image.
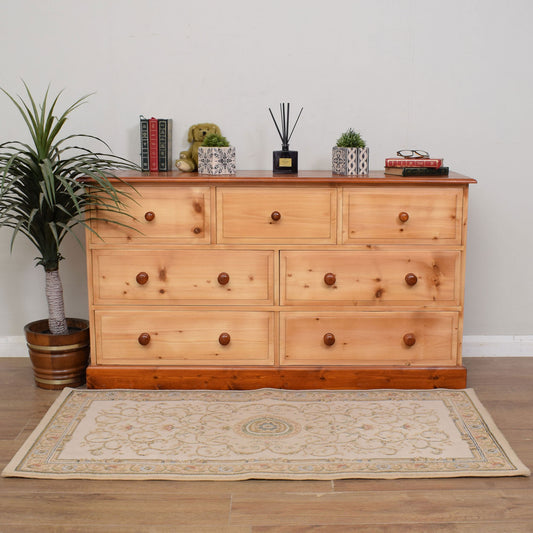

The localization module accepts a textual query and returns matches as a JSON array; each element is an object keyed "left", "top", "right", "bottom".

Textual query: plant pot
[
  {"left": 24, "top": 318, "right": 90, "bottom": 390},
  {"left": 197, "top": 146, "right": 236, "bottom": 175},
  {"left": 332, "top": 146, "right": 370, "bottom": 176}
]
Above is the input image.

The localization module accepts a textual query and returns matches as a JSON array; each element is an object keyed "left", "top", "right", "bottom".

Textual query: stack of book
[
  {"left": 384, "top": 156, "right": 449, "bottom": 176},
  {"left": 140, "top": 116, "right": 172, "bottom": 172}
]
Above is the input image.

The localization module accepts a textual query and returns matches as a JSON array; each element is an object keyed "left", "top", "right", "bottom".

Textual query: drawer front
[
  {"left": 92, "top": 249, "right": 274, "bottom": 305},
  {"left": 281, "top": 250, "right": 461, "bottom": 306},
  {"left": 90, "top": 186, "right": 210, "bottom": 244},
  {"left": 95, "top": 310, "right": 274, "bottom": 365},
  {"left": 280, "top": 311, "right": 458, "bottom": 366},
  {"left": 217, "top": 187, "right": 336, "bottom": 244},
  {"left": 342, "top": 187, "right": 463, "bottom": 244}
]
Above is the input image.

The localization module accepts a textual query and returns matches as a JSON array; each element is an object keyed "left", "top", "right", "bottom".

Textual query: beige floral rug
[{"left": 2, "top": 388, "right": 529, "bottom": 480}]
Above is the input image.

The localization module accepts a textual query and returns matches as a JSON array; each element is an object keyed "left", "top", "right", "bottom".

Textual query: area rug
[{"left": 2, "top": 388, "right": 529, "bottom": 480}]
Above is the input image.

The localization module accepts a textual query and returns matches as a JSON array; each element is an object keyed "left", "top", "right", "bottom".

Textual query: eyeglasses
[{"left": 396, "top": 149, "right": 429, "bottom": 159}]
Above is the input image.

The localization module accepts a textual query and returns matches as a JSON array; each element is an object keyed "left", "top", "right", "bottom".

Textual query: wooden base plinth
[{"left": 86, "top": 365, "right": 467, "bottom": 390}]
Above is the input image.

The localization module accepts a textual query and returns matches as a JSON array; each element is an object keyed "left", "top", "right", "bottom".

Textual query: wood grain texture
[
  {"left": 0, "top": 357, "right": 530, "bottom": 531},
  {"left": 86, "top": 173, "right": 474, "bottom": 389}
]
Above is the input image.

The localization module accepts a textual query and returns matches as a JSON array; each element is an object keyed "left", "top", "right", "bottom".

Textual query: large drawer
[
  {"left": 94, "top": 310, "right": 274, "bottom": 365},
  {"left": 280, "top": 311, "right": 458, "bottom": 366},
  {"left": 217, "top": 187, "right": 336, "bottom": 244},
  {"left": 281, "top": 250, "right": 461, "bottom": 306},
  {"left": 342, "top": 187, "right": 463, "bottom": 244},
  {"left": 92, "top": 249, "right": 274, "bottom": 305},
  {"left": 90, "top": 186, "right": 210, "bottom": 244}
]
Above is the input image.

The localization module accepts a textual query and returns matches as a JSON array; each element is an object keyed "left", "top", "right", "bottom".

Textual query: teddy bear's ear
[
  {"left": 214, "top": 124, "right": 221, "bottom": 135},
  {"left": 188, "top": 125, "right": 196, "bottom": 142}
]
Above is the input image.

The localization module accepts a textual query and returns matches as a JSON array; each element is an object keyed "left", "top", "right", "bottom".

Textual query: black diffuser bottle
[{"left": 269, "top": 103, "right": 303, "bottom": 174}]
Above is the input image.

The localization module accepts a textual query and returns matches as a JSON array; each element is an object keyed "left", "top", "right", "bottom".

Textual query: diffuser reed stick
[{"left": 269, "top": 103, "right": 303, "bottom": 151}]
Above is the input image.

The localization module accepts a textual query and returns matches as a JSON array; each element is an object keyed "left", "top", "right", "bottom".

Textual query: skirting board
[{"left": 1, "top": 335, "right": 532, "bottom": 358}]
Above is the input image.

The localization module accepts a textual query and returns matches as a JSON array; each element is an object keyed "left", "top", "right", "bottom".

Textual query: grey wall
[{"left": 1, "top": 0, "right": 532, "bottom": 336}]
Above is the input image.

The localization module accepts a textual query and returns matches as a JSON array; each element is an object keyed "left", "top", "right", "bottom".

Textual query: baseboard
[
  {"left": 0, "top": 336, "right": 29, "bottom": 357},
  {"left": 462, "top": 335, "right": 533, "bottom": 357},
  {"left": 1, "top": 335, "right": 532, "bottom": 358}
]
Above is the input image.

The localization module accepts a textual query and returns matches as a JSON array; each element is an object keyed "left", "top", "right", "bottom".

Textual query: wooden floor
[{"left": 0, "top": 357, "right": 531, "bottom": 532}]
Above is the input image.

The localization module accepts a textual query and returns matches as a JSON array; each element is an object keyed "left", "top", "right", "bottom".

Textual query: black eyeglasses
[{"left": 397, "top": 150, "right": 429, "bottom": 159}]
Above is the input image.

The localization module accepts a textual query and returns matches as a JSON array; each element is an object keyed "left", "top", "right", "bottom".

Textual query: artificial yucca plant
[{"left": 0, "top": 83, "right": 138, "bottom": 336}]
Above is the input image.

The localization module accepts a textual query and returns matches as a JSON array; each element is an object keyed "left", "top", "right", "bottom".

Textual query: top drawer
[
  {"left": 217, "top": 187, "right": 336, "bottom": 244},
  {"left": 342, "top": 187, "right": 464, "bottom": 245},
  {"left": 90, "top": 186, "right": 210, "bottom": 244}
]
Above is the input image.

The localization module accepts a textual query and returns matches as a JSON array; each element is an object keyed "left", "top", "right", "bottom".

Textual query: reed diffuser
[{"left": 268, "top": 102, "right": 303, "bottom": 173}]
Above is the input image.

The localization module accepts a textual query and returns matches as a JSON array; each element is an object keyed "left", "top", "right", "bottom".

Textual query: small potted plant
[
  {"left": 197, "top": 132, "right": 236, "bottom": 175},
  {"left": 332, "top": 128, "right": 369, "bottom": 176},
  {"left": 0, "top": 82, "right": 138, "bottom": 389}
]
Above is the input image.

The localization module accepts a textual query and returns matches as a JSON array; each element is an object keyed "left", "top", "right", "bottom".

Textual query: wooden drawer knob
[
  {"left": 217, "top": 272, "right": 230, "bottom": 285},
  {"left": 144, "top": 211, "right": 155, "bottom": 222},
  {"left": 323, "top": 333, "right": 336, "bottom": 346},
  {"left": 398, "top": 211, "right": 409, "bottom": 223},
  {"left": 136, "top": 272, "right": 149, "bottom": 285},
  {"left": 219, "top": 332, "right": 231, "bottom": 345},
  {"left": 403, "top": 333, "right": 416, "bottom": 347},
  {"left": 324, "top": 272, "right": 336, "bottom": 286},
  {"left": 270, "top": 211, "right": 281, "bottom": 221},
  {"left": 138, "top": 332, "right": 151, "bottom": 346},
  {"left": 405, "top": 273, "right": 418, "bottom": 286}
]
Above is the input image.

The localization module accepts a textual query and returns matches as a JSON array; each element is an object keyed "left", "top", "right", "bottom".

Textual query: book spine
[
  {"left": 158, "top": 119, "right": 168, "bottom": 171},
  {"left": 139, "top": 116, "right": 149, "bottom": 171},
  {"left": 385, "top": 158, "right": 443, "bottom": 168},
  {"left": 148, "top": 117, "right": 159, "bottom": 172}
]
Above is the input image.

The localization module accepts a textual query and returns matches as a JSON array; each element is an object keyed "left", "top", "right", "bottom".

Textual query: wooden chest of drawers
[{"left": 85, "top": 170, "right": 476, "bottom": 389}]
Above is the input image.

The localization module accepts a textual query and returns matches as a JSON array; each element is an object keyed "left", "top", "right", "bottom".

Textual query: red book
[
  {"left": 385, "top": 157, "right": 443, "bottom": 168},
  {"left": 148, "top": 117, "right": 159, "bottom": 171}
]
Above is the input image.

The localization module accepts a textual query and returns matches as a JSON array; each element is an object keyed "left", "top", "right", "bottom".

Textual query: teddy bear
[{"left": 175, "top": 123, "right": 221, "bottom": 172}]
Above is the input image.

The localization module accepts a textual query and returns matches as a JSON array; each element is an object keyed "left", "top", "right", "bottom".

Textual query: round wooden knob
[
  {"left": 403, "top": 333, "right": 416, "bottom": 347},
  {"left": 144, "top": 211, "right": 155, "bottom": 222},
  {"left": 398, "top": 211, "right": 409, "bottom": 223},
  {"left": 138, "top": 332, "right": 151, "bottom": 346},
  {"left": 324, "top": 273, "right": 336, "bottom": 286},
  {"left": 405, "top": 273, "right": 418, "bottom": 286},
  {"left": 219, "top": 332, "right": 231, "bottom": 345},
  {"left": 271, "top": 211, "right": 281, "bottom": 221},
  {"left": 136, "top": 272, "right": 149, "bottom": 285},
  {"left": 323, "top": 333, "right": 336, "bottom": 346},
  {"left": 193, "top": 226, "right": 202, "bottom": 234},
  {"left": 217, "top": 272, "right": 230, "bottom": 285}
]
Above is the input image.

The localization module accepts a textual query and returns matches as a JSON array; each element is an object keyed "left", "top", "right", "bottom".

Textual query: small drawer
[
  {"left": 90, "top": 185, "right": 210, "bottom": 244},
  {"left": 92, "top": 249, "right": 274, "bottom": 305},
  {"left": 281, "top": 250, "right": 461, "bottom": 306},
  {"left": 217, "top": 187, "right": 336, "bottom": 244},
  {"left": 342, "top": 187, "right": 463, "bottom": 244},
  {"left": 94, "top": 310, "right": 274, "bottom": 365},
  {"left": 280, "top": 311, "right": 458, "bottom": 366}
]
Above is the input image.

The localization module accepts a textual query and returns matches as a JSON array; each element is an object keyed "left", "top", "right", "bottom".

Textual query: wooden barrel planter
[{"left": 24, "top": 318, "right": 90, "bottom": 390}]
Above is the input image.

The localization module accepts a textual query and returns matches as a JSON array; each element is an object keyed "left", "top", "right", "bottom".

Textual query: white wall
[{"left": 1, "top": 0, "right": 532, "bottom": 339}]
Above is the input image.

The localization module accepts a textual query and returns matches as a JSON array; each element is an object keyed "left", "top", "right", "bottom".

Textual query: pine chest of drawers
[{"left": 85, "top": 170, "right": 476, "bottom": 389}]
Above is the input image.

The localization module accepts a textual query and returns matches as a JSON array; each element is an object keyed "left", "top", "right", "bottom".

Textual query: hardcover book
[
  {"left": 139, "top": 116, "right": 149, "bottom": 171},
  {"left": 148, "top": 117, "right": 159, "bottom": 172},
  {"left": 158, "top": 119, "right": 172, "bottom": 171},
  {"left": 385, "top": 157, "right": 443, "bottom": 168}
]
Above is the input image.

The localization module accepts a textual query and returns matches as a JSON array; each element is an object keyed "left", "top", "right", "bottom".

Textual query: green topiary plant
[
  {"left": 336, "top": 128, "right": 366, "bottom": 148},
  {"left": 202, "top": 133, "right": 230, "bottom": 147}
]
